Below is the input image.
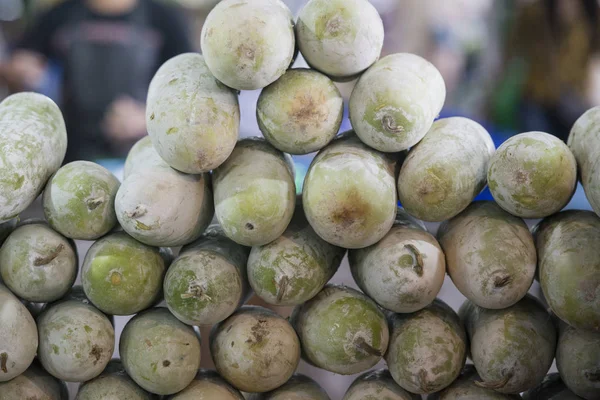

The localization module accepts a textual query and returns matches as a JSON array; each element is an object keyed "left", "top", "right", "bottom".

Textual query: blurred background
[{"left": 1, "top": 0, "right": 598, "bottom": 398}]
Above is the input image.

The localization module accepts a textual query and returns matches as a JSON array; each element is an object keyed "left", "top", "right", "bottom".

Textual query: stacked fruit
[{"left": 0, "top": 0, "right": 598, "bottom": 399}]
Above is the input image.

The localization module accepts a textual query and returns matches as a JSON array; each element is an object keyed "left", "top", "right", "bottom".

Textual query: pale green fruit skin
[
  {"left": 248, "top": 374, "right": 331, "bottom": 400},
  {"left": 302, "top": 133, "right": 397, "bottom": 249},
  {"left": 291, "top": 285, "right": 389, "bottom": 375},
  {"left": 488, "top": 131, "right": 577, "bottom": 218},
  {"left": 210, "top": 306, "right": 301, "bottom": 393},
  {"left": 123, "top": 136, "right": 168, "bottom": 179},
  {"left": 0, "top": 362, "right": 68, "bottom": 400},
  {"left": 120, "top": 308, "right": 202, "bottom": 395},
  {"left": 257, "top": 69, "right": 343, "bottom": 155},
  {"left": 0, "top": 92, "right": 67, "bottom": 222},
  {"left": 437, "top": 201, "right": 536, "bottom": 310},
  {"left": 116, "top": 140, "right": 214, "bottom": 247},
  {"left": 459, "top": 295, "right": 557, "bottom": 394},
  {"left": 296, "top": 0, "right": 384, "bottom": 80},
  {"left": 427, "top": 365, "right": 522, "bottom": 400},
  {"left": 0, "top": 223, "right": 77, "bottom": 302},
  {"left": 75, "top": 360, "right": 154, "bottom": 400},
  {"left": 523, "top": 374, "right": 584, "bottom": 400},
  {"left": 350, "top": 53, "right": 446, "bottom": 152},
  {"left": 146, "top": 53, "right": 240, "bottom": 173},
  {"left": 201, "top": 0, "right": 295, "bottom": 90},
  {"left": 398, "top": 117, "right": 495, "bottom": 221},
  {"left": 556, "top": 322, "right": 600, "bottom": 399},
  {"left": 386, "top": 299, "right": 467, "bottom": 394},
  {"left": 37, "top": 300, "right": 115, "bottom": 382},
  {"left": 568, "top": 106, "right": 600, "bottom": 217},
  {"left": 164, "top": 225, "right": 251, "bottom": 326},
  {"left": 213, "top": 138, "right": 296, "bottom": 246},
  {"left": 0, "top": 284, "right": 38, "bottom": 382},
  {"left": 533, "top": 210, "right": 600, "bottom": 332},
  {"left": 343, "top": 369, "right": 420, "bottom": 400},
  {"left": 43, "top": 161, "right": 120, "bottom": 240},
  {"left": 167, "top": 370, "right": 244, "bottom": 400},
  {"left": 0, "top": 218, "right": 17, "bottom": 246},
  {"left": 248, "top": 204, "right": 345, "bottom": 306},
  {"left": 81, "top": 232, "right": 166, "bottom": 315},
  {"left": 349, "top": 220, "right": 445, "bottom": 313}
]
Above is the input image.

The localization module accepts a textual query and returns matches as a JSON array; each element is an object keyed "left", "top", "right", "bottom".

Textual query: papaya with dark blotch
[{"left": 302, "top": 132, "right": 397, "bottom": 249}]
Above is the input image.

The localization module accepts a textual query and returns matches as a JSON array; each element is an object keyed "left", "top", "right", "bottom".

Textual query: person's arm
[{"left": 1, "top": 7, "right": 59, "bottom": 92}]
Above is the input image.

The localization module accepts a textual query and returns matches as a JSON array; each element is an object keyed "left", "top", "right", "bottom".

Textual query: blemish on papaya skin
[
  {"left": 330, "top": 187, "right": 370, "bottom": 228},
  {"left": 90, "top": 345, "right": 103, "bottom": 365},
  {"left": 0, "top": 352, "right": 7, "bottom": 373},
  {"left": 135, "top": 220, "right": 152, "bottom": 231}
]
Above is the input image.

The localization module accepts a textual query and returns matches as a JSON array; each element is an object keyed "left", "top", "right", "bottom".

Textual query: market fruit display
[
  {"left": 397, "top": 117, "right": 495, "bottom": 221},
  {"left": 213, "top": 138, "right": 296, "bottom": 246},
  {"left": 75, "top": 360, "right": 153, "bottom": 400},
  {"left": 0, "top": 222, "right": 77, "bottom": 302},
  {"left": 349, "top": 53, "right": 446, "bottom": 152},
  {"left": 0, "top": 284, "right": 38, "bottom": 382},
  {"left": 533, "top": 210, "right": 600, "bottom": 332},
  {"left": 343, "top": 369, "right": 420, "bottom": 400},
  {"left": 428, "top": 365, "right": 522, "bottom": 400},
  {"left": 116, "top": 138, "right": 213, "bottom": 247},
  {"left": 556, "top": 322, "right": 600, "bottom": 399},
  {"left": 37, "top": 298, "right": 115, "bottom": 382},
  {"left": 248, "top": 374, "right": 331, "bottom": 400},
  {"left": 568, "top": 106, "right": 600, "bottom": 216},
  {"left": 302, "top": 132, "right": 397, "bottom": 248},
  {"left": 488, "top": 131, "right": 577, "bottom": 218},
  {"left": 0, "top": 92, "right": 67, "bottom": 222},
  {"left": 3, "top": 1, "right": 600, "bottom": 399},
  {"left": 257, "top": 68, "right": 343, "bottom": 155},
  {"left": 0, "top": 361, "right": 68, "bottom": 400},
  {"left": 386, "top": 299, "right": 467, "bottom": 394},
  {"left": 459, "top": 295, "right": 557, "bottom": 394},
  {"left": 120, "top": 308, "right": 202, "bottom": 395},
  {"left": 167, "top": 370, "right": 244, "bottom": 400},
  {"left": 247, "top": 202, "right": 345, "bottom": 306},
  {"left": 81, "top": 232, "right": 166, "bottom": 316},
  {"left": 210, "top": 306, "right": 300, "bottom": 393},
  {"left": 349, "top": 209, "right": 445, "bottom": 313},
  {"left": 201, "top": 0, "right": 296, "bottom": 90},
  {"left": 146, "top": 53, "right": 240, "bottom": 174},
  {"left": 291, "top": 284, "right": 389, "bottom": 375},
  {"left": 43, "top": 161, "right": 120, "bottom": 240},
  {"left": 163, "top": 225, "right": 251, "bottom": 326},
  {"left": 438, "top": 201, "right": 536, "bottom": 309},
  {"left": 296, "top": 0, "right": 384, "bottom": 80}
]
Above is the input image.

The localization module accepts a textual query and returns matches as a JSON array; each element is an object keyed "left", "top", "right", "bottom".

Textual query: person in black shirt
[{"left": 1, "top": 0, "right": 193, "bottom": 162}]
